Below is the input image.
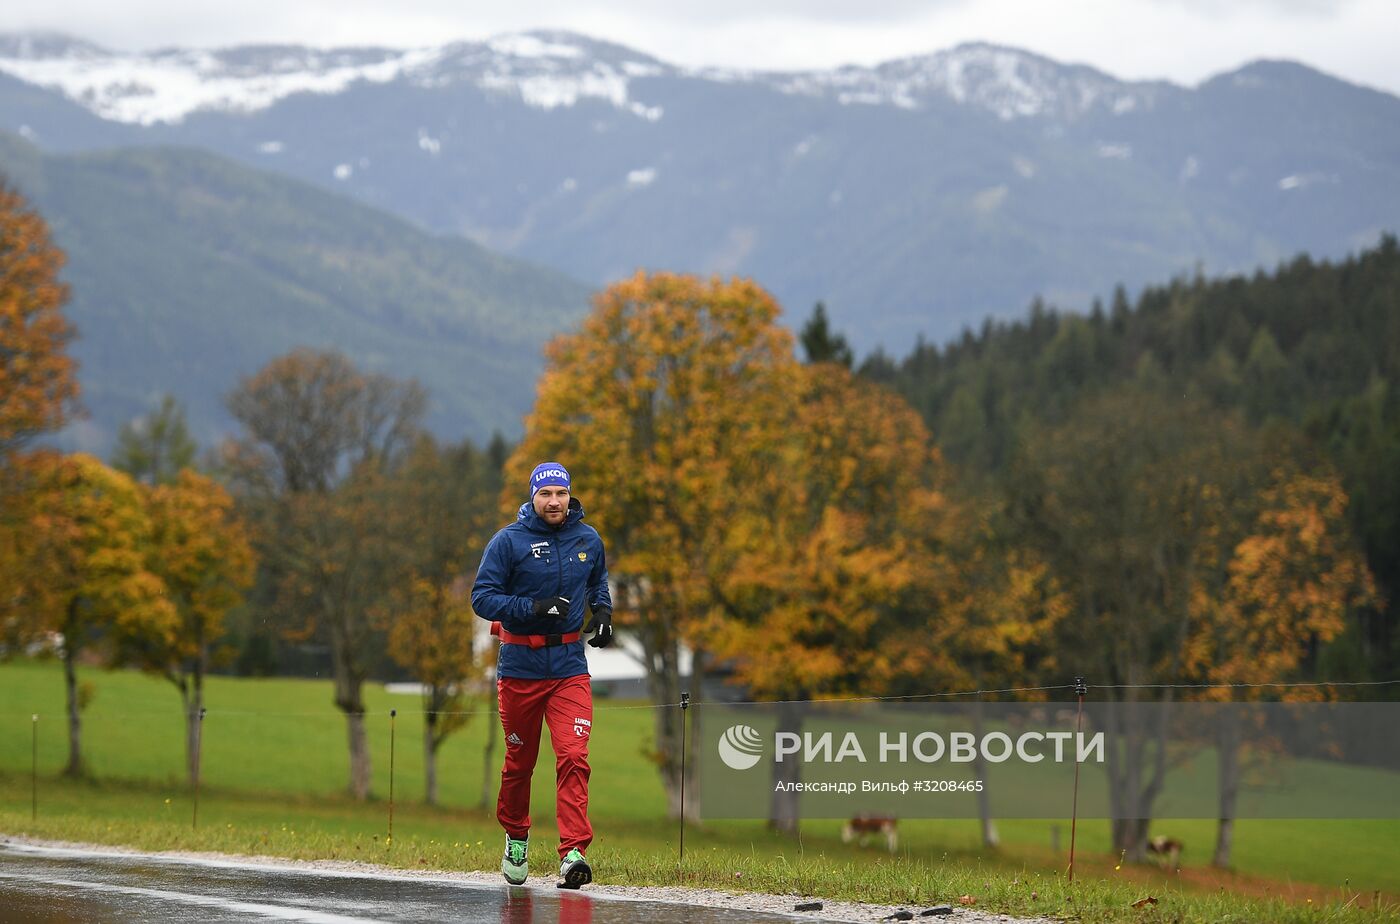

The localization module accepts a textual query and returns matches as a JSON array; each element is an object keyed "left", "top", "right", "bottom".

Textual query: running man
[{"left": 472, "top": 462, "right": 614, "bottom": 888}]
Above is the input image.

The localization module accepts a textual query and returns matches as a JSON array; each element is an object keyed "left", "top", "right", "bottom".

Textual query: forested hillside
[
  {"left": 0, "top": 130, "right": 589, "bottom": 450},
  {"left": 862, "top": 236, "right": 1400, "bottom": 684}
]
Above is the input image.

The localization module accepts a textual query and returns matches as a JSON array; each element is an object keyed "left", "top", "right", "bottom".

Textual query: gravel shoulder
[{"left": 1, "top": 833, "right": 1055, "bottom": 923}]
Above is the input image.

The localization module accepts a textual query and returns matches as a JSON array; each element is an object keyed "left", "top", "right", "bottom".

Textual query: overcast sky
[{"left": 4, "top": 0, "right": 1398, "bottom": 95}]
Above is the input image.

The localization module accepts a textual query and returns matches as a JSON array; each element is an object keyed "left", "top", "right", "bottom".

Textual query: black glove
[
  {"left": 586, "top": 605, "right": 614, "bottom": 648},
  {"left": 532, "top": 596, "right": 570, "bottom": 619}
]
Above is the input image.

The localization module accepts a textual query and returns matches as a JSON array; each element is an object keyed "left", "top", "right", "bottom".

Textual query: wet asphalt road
[{"left": 0, "top": 844, "right": 807, "bottom": 923}]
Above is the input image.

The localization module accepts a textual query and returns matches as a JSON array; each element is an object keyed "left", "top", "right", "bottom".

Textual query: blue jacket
[{"left": 471, "top": 497, "right": 612, "bottom": 680}]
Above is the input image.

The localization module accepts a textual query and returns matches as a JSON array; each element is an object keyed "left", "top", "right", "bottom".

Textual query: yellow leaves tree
[
  {"left": 1186, "top": 466, "right": 1378, "bottom": 867},
  {"left": 703, "top": 364, "right": 953, "bottom": 700},
  {"left": 507, "top": 271, "right": 800, "bottom": 819},
  {"left": 14, "top": 453, "right": 174, "bottom": 776},
  {"left": 384, "top": 576, "right": 487, "bottom": 805},
  {"left": 920, "top": 498, "right": 1070, "bottom": 848},
  {"left": 0, "top": 181, "right": 78, "bottom": 458},
  {"left": 1215, "top": 470, "right": 1377, "bottom": 683},
  {"left": 378, "top": 435, "right": 501, "bottom": 806},
  {"left": 119, "top": 469, "right": 255, "bottom": 787},
  {"left": 510, "top": 274, "right": 1003, "bottom": 832},
  {"left": 698, "top": 362, "right": 1064, "bottom": 836},
  {"left": 1, "top": 182, "right": 79, "bottom": 627}
]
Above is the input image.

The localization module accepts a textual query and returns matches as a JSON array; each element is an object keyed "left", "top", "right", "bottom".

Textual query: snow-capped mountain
[
  {"left": 768, "top": 44, "right": 1165, "bottom": 121},
  {"left": 0, "top": 31, "right": 670, "bottom": 125},
  {"left": 1, "top": 29, "right": 1398, "bottom": 351},
  {"left": 0, "top": 30, "right": 1160, "bottom": 127}
]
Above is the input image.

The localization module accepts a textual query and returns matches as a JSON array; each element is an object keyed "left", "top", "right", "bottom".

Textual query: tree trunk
[
  {"left": 1127, "top": 694, "right": 1175, "bottom": 864},
  {"left": 638, "top": 616, "right": 690, "bottom": 820},
  {"left": 653, "top": 658, "right": 687, "bottom": 820},
  {"left": 185, "top": 632, "right": 206, "bottom": 788},
  {"left": 970, "top": 700, "right": 999, "bottom": 849},
  {"left": 1104, "top": 699, "right": 1126, "bottom": 851},
  {"left": 768, "top": 699, "right": 802, "bottom": 836},
  {"left": 330, "top": 617, "right": 371, "bottom": 800},
  {"left": 1213, "top": 706, "right": 1241, "bottom": 868},
  {"left": 682, "top": 649, "right": 706, "bottom": 822},
  {"left": 62, "top": 618, "right": 83, "bottom": 778},
  {"left": 1105, "top": 696, "right": 1147, "bottom": 861},
  {"left": 1117, "top": 726, "right": 1170, "bottom": 862},
  {"left": 343, "top": 709, "right": 370, "bottom": 800},
  {"left": 424, "top": 707, "right": 439, "bottom": 807},
  {"left": 1122, "top": 700, "right": 1143, "bottom": 861},
  {"left": 1103, "top": 690, "right": 1165, "bottom": 864}
]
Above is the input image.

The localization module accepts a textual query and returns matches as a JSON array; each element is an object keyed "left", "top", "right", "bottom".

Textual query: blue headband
[{"left": 529, "top": 462, "right": 570, "bottom": 497}]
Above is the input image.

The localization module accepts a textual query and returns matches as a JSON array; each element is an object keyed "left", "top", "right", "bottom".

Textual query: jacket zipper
[
  {"left": 556, "top": 536, "right": 564, "bottom": 596},
  {"left": 553, "top": 534, "right": 565, "bottom": 668}
]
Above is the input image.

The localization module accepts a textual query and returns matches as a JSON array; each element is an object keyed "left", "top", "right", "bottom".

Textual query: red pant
[{"left": 496, "top": 674, "right": 593, "bottom": 858}]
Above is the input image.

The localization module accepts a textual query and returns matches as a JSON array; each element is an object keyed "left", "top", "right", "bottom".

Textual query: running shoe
[
  {"left": 557, "top": 847, "right": 592, "bottom": 889},
  {"left": 501, "top": 835, "right": 528, "bottom": 885}
]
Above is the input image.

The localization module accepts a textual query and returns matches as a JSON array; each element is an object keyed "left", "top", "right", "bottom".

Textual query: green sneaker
[
  {"left": 501, "top": 836, "right": 528, "bottom": 885},
  {"left": 557, "top": 847, "right": 592, "bottom": 889}
]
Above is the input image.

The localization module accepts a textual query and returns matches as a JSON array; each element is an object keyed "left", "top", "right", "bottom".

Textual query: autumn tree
[
  {"left": 507, "top": 272, "right": 799, "bottom": 819},
  {"left": 1186, "top": 467, "right": 1377, "bottom": 867},
  {"left": 701, "top": 366, "right": 941, "bottom": 699},
  {"left": 378, "top": 435, "right": 501, "bottom": 805},
  {"left": 118, "top": 469, "right": 255, "bottom": 786},
  {"left": 0, "top": 182, "right": 79, "bottom": 616},
  {"left": 1008, "top": 391, "right": 1270, "bottom": 861},
  {"left": 0, "top": 181, "right": 78, "bottom": 458},
  {"left": 224, "top": 348, "right": 424, "bottom": 799},
  {"left": 690, "top": 362, "right": 1065, "bottom": 836},
  {"left": 690, "top": 363, "right": 951, "bottom": 832},
  {"left": 915, "top": 493, "right": 1070, "bottom": 848},
  {"left": 112, "top": 394, "right": 197, "bottom": 485},
  {"left": 14, "top": 453, "right": 174, "bottom": 775}
]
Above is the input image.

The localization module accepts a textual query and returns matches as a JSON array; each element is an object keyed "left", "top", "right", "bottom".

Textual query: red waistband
[{"left": 490, "top": 621, "right": 582, "bottom": 648}]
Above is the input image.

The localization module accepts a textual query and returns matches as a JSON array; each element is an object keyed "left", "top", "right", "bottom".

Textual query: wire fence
[
  {"left": 7, "top": 675, "right": 1399, "bottom": 857},
  {"left": 6, "top": 678, "right": 1399, "bottom": 721}
]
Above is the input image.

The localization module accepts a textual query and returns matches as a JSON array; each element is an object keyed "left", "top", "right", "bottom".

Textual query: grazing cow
[
  {"left": 1147, "top": 835, "right": 1183, "bottom": 869},
  {"left": 842, "top": 816, "right": 898, "bottom": 853}
]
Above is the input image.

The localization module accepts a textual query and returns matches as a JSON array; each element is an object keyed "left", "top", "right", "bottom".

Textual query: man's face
[{"left": 533, "top": 486, "right": 569, "bottom": 526}]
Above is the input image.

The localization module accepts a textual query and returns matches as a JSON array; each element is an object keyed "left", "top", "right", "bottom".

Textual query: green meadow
[{"left": 2, "top": 659, "right": 1397, "bottom": 922}]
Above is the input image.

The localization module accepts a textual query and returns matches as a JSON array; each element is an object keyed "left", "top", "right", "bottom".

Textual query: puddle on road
[{"left": 0, "top": 844, "right": 808, "bottom": 923}]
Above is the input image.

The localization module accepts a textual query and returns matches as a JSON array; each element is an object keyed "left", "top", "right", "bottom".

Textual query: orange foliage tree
[
  {"left": 699, "top": 366, "right": 949, "bottom": 700},
  {"left": 14, "top": 453, "right": 174, "bottom": 776},
  {"left": 1186, "top": 466, "right": 1378, "bottom": 866},
  {"left": 506, "top": 272, "right": 801, "bottom": 819},
  {"left": 119, "top": 469, "right": 255, "bottom": 787},
  {"left": 508, "top": 273, "right": 1018, "bottom": 828},
  {"left": 377, "top": 435, "right": 501, "bottom": 806},
  {"left": 0, "top": 181, "right": 78, "bottom": 457},
  {"left": 0, "top": 182, "right": 79, "bottom": 624},
  {"left": 699, "top": 364, "right": 1066, "bottom": 834}
]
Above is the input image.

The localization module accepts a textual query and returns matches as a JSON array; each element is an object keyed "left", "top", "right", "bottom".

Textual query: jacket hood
[{"left": 517, "top": 496, "right": 585, "bottom": 532}]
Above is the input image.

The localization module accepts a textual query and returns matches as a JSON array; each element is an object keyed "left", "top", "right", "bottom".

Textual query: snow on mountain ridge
[
  {"left": 0, "top": 42, "right": 443, "bottom": 125},
  {"left": 769, "top": 43, "right": 1161, "bottom": 120},
  {"left": 0, "top": 31, "right": 1159, "bottom": 126},
  {"left": 0, "top": 30, "right": 671, "bottom": 125}
]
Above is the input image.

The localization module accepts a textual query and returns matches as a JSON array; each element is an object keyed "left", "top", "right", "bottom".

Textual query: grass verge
[{"left": 2, "top": 772, "right": 1397, "bottom": 923}]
